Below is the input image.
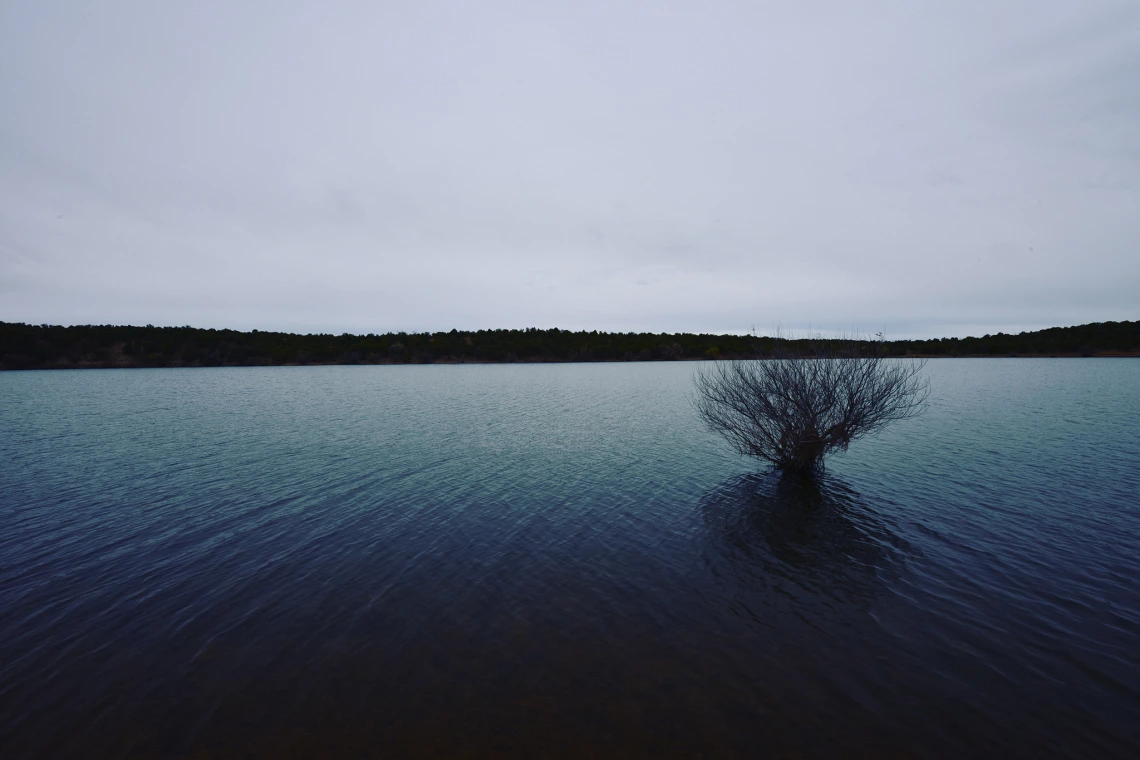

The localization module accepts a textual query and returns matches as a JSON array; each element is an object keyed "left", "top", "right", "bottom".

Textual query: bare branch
[{"left": 694, "top": 337, "right": 928, "bottom": 473}]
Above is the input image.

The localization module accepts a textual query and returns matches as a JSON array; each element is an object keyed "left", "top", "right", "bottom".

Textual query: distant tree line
[{"left": 0, "top": 320, "right": 1136, "bottom": 370}]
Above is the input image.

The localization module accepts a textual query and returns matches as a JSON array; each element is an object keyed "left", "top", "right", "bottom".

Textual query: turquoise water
[{"left": 1, "top": 360, "right": 1138, "bottom": 757}]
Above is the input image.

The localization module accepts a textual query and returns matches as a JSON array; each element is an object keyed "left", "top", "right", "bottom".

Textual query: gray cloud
[{"left": 2, "top": 0, "right": 1137, "bottom": 337}]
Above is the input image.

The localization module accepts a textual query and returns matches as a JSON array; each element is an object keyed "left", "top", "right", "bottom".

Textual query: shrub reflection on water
[{"left": 700, "top": 470, "right": 911, "bottom": 605}]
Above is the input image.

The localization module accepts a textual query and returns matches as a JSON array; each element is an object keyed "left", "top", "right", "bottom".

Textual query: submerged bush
[{"left": 695, "top": 339, "right": 928, "bottom": 474}]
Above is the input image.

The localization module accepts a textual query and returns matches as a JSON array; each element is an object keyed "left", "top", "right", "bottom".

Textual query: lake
[{"left": 1, "top": 360, "right": 1138, "bottom": 757}]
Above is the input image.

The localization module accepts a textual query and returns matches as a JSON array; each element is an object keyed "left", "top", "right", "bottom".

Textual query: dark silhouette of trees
[
  {"left": 694, "top": 340, "right": 929, "bottom": 474},
  {"left": 1, "top": 320, "right": 1136, "bottom": 370}
]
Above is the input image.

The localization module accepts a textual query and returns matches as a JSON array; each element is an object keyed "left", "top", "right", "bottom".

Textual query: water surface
[{"left": 1, "top": 360, "right": 1138, "bottom": 757}]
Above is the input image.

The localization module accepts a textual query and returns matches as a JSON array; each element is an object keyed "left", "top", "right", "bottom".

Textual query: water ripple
[{"left": 1, "top": 360, "right": 1138, "bottom": 757}]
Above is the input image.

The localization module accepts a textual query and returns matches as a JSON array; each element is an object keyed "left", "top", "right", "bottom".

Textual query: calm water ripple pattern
[{"left": 1, "top": 360, "right": 1138, "bottom": 757}]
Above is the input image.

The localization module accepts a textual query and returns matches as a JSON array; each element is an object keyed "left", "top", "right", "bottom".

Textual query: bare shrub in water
[{"left": 694, "top": 339, "right": 929, "bottom": 474}]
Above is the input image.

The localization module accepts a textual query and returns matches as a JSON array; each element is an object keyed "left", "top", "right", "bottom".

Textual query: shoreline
[{"left": 3, "top": 320, "right": 1137, "bottom": 371}]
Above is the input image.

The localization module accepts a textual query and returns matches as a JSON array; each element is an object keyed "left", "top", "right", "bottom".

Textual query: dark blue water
[{"left": 1, "top": 360, "right": 1138, "bottom": 757}]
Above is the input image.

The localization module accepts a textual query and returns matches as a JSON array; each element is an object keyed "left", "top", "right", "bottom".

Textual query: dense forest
[{"left": 1, "top": 320, "right": 1136, "bottom": 370}]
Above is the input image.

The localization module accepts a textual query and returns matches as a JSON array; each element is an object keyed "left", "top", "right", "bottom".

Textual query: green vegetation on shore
[{"left": 1, "top": 320, "right": 1136, "bottom": 370}]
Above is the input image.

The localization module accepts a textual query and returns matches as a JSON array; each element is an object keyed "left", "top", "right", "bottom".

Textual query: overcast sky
[{"left": 2, "top": 1, "right": 1137, "bottom": 338}]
